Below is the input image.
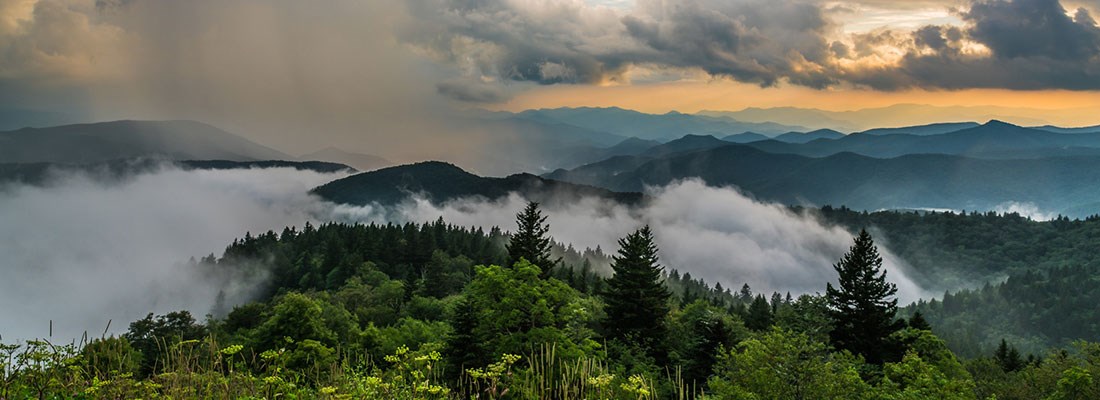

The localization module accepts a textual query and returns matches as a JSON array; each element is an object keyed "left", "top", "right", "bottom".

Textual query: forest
[{"left": 3, "top": 203, "right": 1100, "bottom": 399}]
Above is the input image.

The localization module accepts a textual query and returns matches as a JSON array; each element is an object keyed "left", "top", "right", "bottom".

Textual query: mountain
[
  {"left": 698, "top": 104, "right": 1079, "bottom": 131},
  {"left": 0, "top": 159, "right": 353, "bottom": 185},
  {"left": 699, "top": 108, "right": 861, "bottom": 132},
  {"left": 0, "top": 120, "right": 291, "bottom": 164},
  {"left": 640, "top": 134, "right": 729, "bottom": 157},
  {"left": 0, "top": 108, "right": 83, "bottom": 131},
  {"left": 299, "top": 147, "right": 391, "bottom": 172},
  {"left": 1033, "top": 125, "right": 1100, "bottom": 134},
  {"left": 773, "top": 129, "right": 845, "bottom": 144},
  {"left": 740, "top": 120, "right": 1100, "bottom": 159},
  {"left": 546, "top": 144, "right": 1100, "bottom": 217},
  {"left": 859, "top": 122, "right": 980, "bottom": 136},
  {"left": 555, "top": 137, "right": 661, "bottom": 170},
  {"left": 721, "top": 132, "right": 770, "bottom": 143},
  {"left": 312, "top": 161, "right": 643, "bottom": 207},
  {"left": 509, "top": 107, "right": 806, "bottom": 142}
]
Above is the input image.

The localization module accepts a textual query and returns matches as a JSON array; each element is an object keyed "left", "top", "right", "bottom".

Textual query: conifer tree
[
  {"left": 826, "top": 229, "right": 904, "bottom": 365},
  {"left": 994, "top": 339, "right": 1024, "bottom": 372},
  {"left": 908, "top": 311, "right": 932, "bottom": 331},
  {"left": 745, "top": 294, "right": 774, "bottom": 331},
  {"left": 603, "top": 226, "right": 672, "bottom": 355},
  {"left": 506, "top": 201, "right": 559, "bottom": 278}
]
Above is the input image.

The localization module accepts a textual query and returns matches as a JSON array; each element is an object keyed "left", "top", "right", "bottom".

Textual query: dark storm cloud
[
  {"left": 622, "top": 0, "right": 837, "bottom": 88},
  {"left": 403, "top": 0, "right": 1100, "bottom": 92},
  {"left": 435, "top": 79, "right": 513, "bottom": 103},
  {"left": 840, "top": 0, "right": 1100, "bottom": 90},
  {"left": 402, "top": 0, "right": 839, "bottom": 89},
  {"left": 4, "top": 0, "right": 1100, "bottom": 117},
  {"left": 966, "top": 0, "right": 1100, "bottom": 60}
]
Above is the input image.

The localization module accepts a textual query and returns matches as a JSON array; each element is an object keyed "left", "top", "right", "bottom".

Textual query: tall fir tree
[
  {"left": 602, "top": 226, "right": 672, "bottom": 356},
  {"left": 745, "top": 294, "right": 774, "bottom": 331},
  {"left": 825, "top": 228, "right": 904, "bottom": 365},
  {"left": 506, "top": 201, "right": 559, "bottom": 278}
]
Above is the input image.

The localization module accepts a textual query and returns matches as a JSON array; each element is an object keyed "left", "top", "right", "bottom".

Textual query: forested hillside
[{"left": 6, "top": 205, "right": 1100, "bottom": 399}]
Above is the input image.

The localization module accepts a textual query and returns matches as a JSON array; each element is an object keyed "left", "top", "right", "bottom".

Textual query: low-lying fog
[{"left": 0, "top": 165, "right": 927, "bottom": 343}]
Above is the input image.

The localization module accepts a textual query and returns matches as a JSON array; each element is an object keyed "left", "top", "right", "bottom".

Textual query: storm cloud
[{"left": 399, "top": 0, "right": 1100, "bottom": 91}]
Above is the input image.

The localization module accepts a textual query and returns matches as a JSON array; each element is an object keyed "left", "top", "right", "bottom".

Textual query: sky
[{"left": 1, "top": 0, "right": 1099, "bottom": 154}]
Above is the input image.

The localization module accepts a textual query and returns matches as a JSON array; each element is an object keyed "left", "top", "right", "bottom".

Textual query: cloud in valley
[
  {"left": 0, "top": 168, "right": 928, "bottom": 343},
  {"left": 392, "top": 179, "right": 929, "bottom": 303},
  {"left": 0, "top": 166, "right": 351, "bottom": 342}
]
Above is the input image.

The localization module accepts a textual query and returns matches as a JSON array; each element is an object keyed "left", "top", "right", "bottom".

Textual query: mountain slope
[
  {"left": 312, "top": 161, "right": 644, "bottom": 207},
  {"left": 859, "top": 122, "right": 980, "bottom": 136},
  {"left": 741, "top": 120, "right": 1100, "bottom": 159},
  {"left": 0, "top": 159, "right": 353, "bottom": 185},
  {"left": 0, "top": 120, "right": 290, "bottom": 163},
  {"left": 773, "top": 129, "right": 845, "bottom": 143},
  {"left": 299, "top": 147, "right": 391, "bottom": 171},
  {"left": 721, "top": 132, "right": 770, "bottom": 143},
  {"left": 547, "top": 144, "right": 1100, "bottom": 217},
  {"left": 510, "top": 107, "right": 806, "bottom": 141}
]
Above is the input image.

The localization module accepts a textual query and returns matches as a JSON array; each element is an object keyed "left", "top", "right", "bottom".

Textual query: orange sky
[{"left": 490, "top": 80, "right": 1100, "bottom": 115}]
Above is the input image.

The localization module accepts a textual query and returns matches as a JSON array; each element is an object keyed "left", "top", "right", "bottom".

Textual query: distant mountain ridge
[
  {"left": 312, "top": 161, "right": 644, "bottom": 207},
  {"left": 545, "top": 144, "right": 1100, "bottom": 217},
  {"left": 0, "top": 159, "right": 354, "bottom": 185},
  {"left": 773, "top": 129, "right": 845, "bottom": 143},
  {"left": 738, "top": 120, "right": 1100, "bottom": 159},
  {"left": 858, "top": 122, "right": 981, "bottom": 136},
  {"left": 507, "top": 107, "right": 807, "bottom": 142},
  {"left": 697, "top": 104, "right": 1089, "bottom": 131},
  {"left": 0, "top": 120, "right": 291, "bottom": 164},
  {"left": 299, "top": 147, "right": 391, "bottom": 172}
]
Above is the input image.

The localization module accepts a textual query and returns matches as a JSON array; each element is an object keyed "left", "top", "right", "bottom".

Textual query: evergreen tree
[
  {"left": 506, "top": 201, "right": 559, "bottom": 278},
  {"left": 825, "top": 229, "right": 904, "bottom": 365},
  {"left": 445, "top": 296, "right": 485, "bottom": 376},
  {"left": 994, "top": 339, "right": 1024, "bottom": 372},
  {"left": 745, "top": 294, "right": 774, "bottom": 331},
  {"left": 908, "top": 311, "right": 932, "bottom": 331},
  {"left": 603, "top": 225, "right": 672, "bottom": 356}
]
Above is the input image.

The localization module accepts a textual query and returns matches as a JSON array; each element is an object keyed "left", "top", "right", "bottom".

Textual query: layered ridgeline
[
  {"left": 0, "top": 120, "right": 292, "bottom": 163},
  {"left": 0, "top": 119, "right": 374, "bottom": 183},
  {"left": 547, "top": 122, "right": 1100, "bottom": 218},
  {"left": 311, "top": 161, "right": 644, "bottom": 207},
  {"left": 0, "top": 159, "right": 355, "bottom": 185}
]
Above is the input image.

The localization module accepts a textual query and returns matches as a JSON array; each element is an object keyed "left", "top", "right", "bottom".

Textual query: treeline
[
  {"left": 812, "top": 205, "right": 1100, "bottom": 289},
  {"left": 4, "top": 204, "right": 1100, "bottom": 399},
  {"left": 907, "top": 265, "right": 1100, "bottom": 358}
]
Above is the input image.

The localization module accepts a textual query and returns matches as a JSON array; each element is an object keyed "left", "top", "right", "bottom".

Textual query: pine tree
[
  {"left": 506, "top": 201, "right": 559, "bottom": 278},
  {"left": 825, "top": 229, "right": 904, "bottom": 365},
  {"left": 908, "top": 311, "right": 932, "bottom": 331},
  {"left": 745, "top": 294, "right": 774, "bottom": 331},
  {"left": 445, "top": 296, "right": 485, "bottom": 378},
  {"left": 603, "top": 225, "right": 672, "bottom": 355},
  {"left": 994, "top": 338, "right": 1024, "bottom": 372}
]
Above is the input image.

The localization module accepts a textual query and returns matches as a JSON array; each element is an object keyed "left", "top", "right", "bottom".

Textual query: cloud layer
[
  {"left": 0, "top": 167, "right": 926, "bottom": 343},
  {"left": 396, "top": 179, "right": 928, "bottom": 303},
  {"left": 0, "top": 166, "right": 350, "bottom": 342}
]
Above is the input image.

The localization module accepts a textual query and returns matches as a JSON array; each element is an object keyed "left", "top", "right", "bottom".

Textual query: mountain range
[
  {"left": 0, "top": 120, "right": 291, "bottom": 163},
  {"left": 499, "top": 107, "right": 806, "bottom": 142},
  {"left": 695, "top": 104, "right": 1097, "bottom": 131},
  {"left": 312, "top": 161, "right": 643, "bottom": 207},
  {"left": 8, "top": 111, "right": 1100, "bottom": 216},
  {"left": 545, "top": 144, "right": 1100, "bottom": 217},
  {"left": 0, "top": 159, "right": 353, "bottom": 185}
]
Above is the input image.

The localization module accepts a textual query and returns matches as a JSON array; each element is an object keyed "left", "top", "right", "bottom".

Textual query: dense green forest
[{"left": 5, "top": 204, "right": 1100, "bottom": 399}]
